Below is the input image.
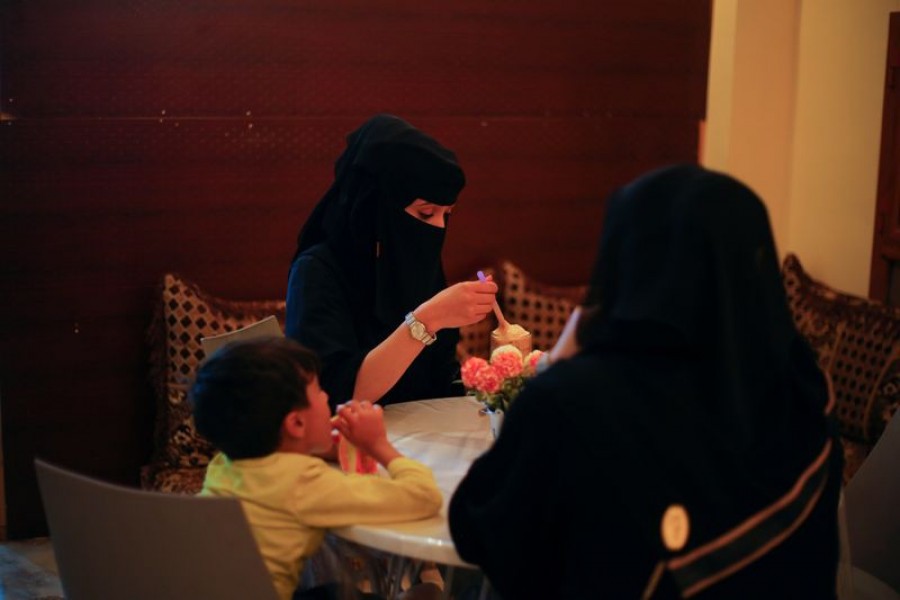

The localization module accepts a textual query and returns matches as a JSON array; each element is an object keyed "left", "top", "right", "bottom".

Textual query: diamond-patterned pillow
[
  {"left": 143, "top": 273, "right": 285, "bottom": 491},
  {"left": 782, "top": 253, "right": 900, "bottom": 452},
  {"left": 497, "top": 260, "right": 587, "bottom": 352}
]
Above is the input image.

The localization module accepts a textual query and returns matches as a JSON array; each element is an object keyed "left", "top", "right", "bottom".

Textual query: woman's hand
[
  {"left": 415, "top": 280, "right": 498, "bottom": 332},
  {"left": 351, "top": 277, "right": 498, "bottom": 403}
]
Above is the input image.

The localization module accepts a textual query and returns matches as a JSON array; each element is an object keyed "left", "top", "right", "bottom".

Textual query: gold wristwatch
[{"left": 404, "top": 312, "right": 437, "bottom": 346}]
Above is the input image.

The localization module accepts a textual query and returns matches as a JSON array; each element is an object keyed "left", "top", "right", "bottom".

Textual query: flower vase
[{"left": 486, "top": 408, "right": 504, "bottom": 439}]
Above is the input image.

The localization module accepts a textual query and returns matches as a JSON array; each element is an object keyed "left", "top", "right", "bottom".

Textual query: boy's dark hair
[{"left": 190, "top": 337, "right": 321, "bottom": 459}]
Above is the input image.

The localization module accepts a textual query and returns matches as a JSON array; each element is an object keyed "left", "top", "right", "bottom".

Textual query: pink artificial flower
[
  {"left": 474, "top": 363, "right": 503, "bottom": 394},
  {"left": 490, "top": 344, "right": 523, "bottom": 362},
  {"left": 523, "top": 349, "right": 545, "bottom": 375},
  {"left": 461, "top": 357, "right": 489, "bottom": 389},
  {"left": 491, "top": 349, "right": 524, "bottom": 379}
]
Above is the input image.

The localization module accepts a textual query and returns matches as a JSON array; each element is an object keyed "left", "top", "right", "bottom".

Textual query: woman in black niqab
[
  {"left": 449, "top": 165, "right": 842, "bottom": 599},
  {"left": 287, "top": 115, "right": 497, "bottom": 408}
]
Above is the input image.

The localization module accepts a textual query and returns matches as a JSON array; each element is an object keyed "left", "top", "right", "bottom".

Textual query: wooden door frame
[{"left": 869, "top": 12, "right": 900, "bottom": 302}]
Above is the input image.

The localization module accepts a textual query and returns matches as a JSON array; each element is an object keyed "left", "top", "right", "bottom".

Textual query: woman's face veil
[{"left": 294, "top": 114, "right": 466, "bottom": 328}]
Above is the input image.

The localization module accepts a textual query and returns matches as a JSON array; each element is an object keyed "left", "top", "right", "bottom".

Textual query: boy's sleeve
[{"left": 291, "top": 457, "right": 443, "bottom": 529}]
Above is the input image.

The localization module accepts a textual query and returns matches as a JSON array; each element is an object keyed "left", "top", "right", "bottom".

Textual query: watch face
[{"left": 405, "top": 312, "right": 434, "bottom": 345}]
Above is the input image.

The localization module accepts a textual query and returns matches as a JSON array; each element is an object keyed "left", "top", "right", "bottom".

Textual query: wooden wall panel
[
  {"left": 1, "top": 0, "right": 711, "bottom": 537},
  {"left": 4, "top": 1, "right": 709, "bottom": 118}
]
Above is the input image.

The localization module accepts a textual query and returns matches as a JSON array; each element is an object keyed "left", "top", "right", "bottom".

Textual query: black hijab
[
  {"left": 576, "top": 164, "right": 838, "bottom": 595},
  {"left": 449, "top": 165, "right": 839, "bottom": 597},
  {"left": 294, "top": 114, "right": 465, "bottom": 330}
]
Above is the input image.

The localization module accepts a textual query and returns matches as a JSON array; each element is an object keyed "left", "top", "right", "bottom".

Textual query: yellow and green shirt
[{"left": 200, "top": 452, "right": 441, "bottom": 600}]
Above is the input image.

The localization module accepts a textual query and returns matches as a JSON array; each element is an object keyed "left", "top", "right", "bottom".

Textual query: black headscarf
[
  {"left": 450, "top": 164, "right": 840, "bottom": 598},
  {"left": 576, "top": 164, "right": 838, "bottom": 594},
  {"left": 294, "top": 114, "right": 465, "bottom": 330}
]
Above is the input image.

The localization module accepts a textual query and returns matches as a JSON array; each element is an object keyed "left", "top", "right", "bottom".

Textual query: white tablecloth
[{"left": 331, "top": 396, "right": 492, "bottom": 567}]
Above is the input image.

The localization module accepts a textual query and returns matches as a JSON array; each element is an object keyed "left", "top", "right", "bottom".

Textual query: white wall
[{"left": 705, "top": 0, "right": 900, "bottom": 296}]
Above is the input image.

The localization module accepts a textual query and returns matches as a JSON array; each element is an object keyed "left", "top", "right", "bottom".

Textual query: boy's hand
[{"left": 334, "top": 400, "right": 400, "bottom": 466}]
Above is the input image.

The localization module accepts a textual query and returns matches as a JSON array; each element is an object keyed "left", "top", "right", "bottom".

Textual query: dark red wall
[{"left": 0, "top": 0, "right": 711, "bottom": 537}]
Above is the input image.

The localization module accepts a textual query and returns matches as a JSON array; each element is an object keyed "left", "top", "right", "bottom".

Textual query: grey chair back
[
  {"left": 844, "top": 414, "right": 900, "bottom": 594},
  {"left": 35, "top": 458, "right": 279, "bottom": 600}
]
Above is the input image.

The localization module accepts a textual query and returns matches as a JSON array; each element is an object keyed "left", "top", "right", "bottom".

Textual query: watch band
[{"left": 404, "top": 312, "right": 437, "bottom": 346}]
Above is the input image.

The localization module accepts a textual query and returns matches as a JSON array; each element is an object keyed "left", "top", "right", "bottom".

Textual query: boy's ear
[{"left": 282, "top": 409, "right": 306, "bottom": 440}]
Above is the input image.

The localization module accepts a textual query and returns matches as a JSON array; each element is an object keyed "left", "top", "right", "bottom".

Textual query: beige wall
[
  {"left": 705, "top": 0, "right": 900, "bottom": 296},
  {"left": 704, "top": 0, "right": 800, "bottom": 251}
]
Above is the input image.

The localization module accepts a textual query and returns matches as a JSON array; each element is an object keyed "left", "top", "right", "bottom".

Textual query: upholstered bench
[
  {"left": 143, "top": 256, "right": 897, "bottom": 493},
  {"left": 143, "top": 263, "right": 585, "bottom": 494}
]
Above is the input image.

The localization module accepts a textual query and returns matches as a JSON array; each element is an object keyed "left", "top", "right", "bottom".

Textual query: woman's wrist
[{"left": 412, "top": 301, "right": 441, "bottom": 333}]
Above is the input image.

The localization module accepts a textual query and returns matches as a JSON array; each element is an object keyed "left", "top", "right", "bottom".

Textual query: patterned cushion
[
  {"left": 782, "top": 253, "right": 900, "bottom": 457},
  {"left": 140, "top": 465, "right": 208, "bottom": 495},
  {"left": 497, "top": 260, "right": 587, "bottom": 352},
  {"left": 143, "top": 273, "right": 286, "bottom": 493}
]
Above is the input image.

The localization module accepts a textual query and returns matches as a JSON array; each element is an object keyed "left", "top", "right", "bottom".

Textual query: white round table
[{"left": 331, "top": 395, "right": 493, "bottom": 568}]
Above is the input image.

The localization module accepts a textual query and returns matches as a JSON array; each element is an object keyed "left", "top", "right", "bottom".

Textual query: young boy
[{"left": 190, "top": 337, "right": 443, "bottom": 600}]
